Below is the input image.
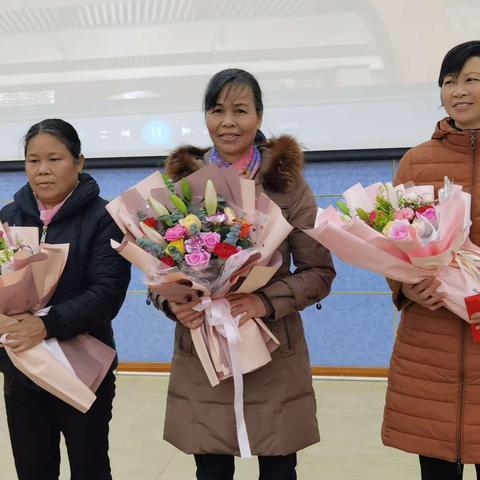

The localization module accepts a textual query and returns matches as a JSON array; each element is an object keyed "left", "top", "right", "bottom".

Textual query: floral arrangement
[
  {"left": 133, "top": 175, "right": 253, "bottom": 274},
  {"left": 337, "top": 181, "right": 438, "bottom": 244},
  {"left": 0, "top": 229, "right": 33, "bottom": 274},
  {"left": 305, "top": 177, "right": 480, "bottom": 325},
  {"left": 0, "top": 231, "right": 14, "bottom": 267}
]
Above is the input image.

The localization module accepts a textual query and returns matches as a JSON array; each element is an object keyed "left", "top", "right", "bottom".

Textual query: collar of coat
[
  {"left": 13, "top": 172, "right": 100, "bottom": 222},
  {"left": 164, "top": 135, "right": 304, "bottom": 193},
  {"left": 432, "top": 116, "right": 480, "bottom": 150}
]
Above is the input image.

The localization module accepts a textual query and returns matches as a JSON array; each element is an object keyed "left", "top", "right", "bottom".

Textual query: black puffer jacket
[{"left": 0, "top": 173, "right": 131, "bottom": 382}]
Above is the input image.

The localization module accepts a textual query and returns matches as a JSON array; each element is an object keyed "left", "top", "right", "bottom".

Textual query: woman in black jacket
[{"left": 0, "top": 118, "right": 131, "bottom": 480}]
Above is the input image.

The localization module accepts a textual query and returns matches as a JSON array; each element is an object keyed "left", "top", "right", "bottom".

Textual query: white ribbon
[{"left": 194, "top": 297, "right": 252, "bottom": 458}]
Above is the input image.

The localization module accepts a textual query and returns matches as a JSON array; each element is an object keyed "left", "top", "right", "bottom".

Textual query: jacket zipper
[
  {"left": 456, "top": 130, "right": 479, "bottom": 468},
  {"left": 40, "top": 225, "right": 48, "bottom": 243},
  {"left": 470, "top": 130, "right": 477, "bottom": 222}
]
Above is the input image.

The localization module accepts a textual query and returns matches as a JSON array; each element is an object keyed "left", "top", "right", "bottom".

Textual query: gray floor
[{"left": 0, "top": 374, "right": 475, "bottom": 479}]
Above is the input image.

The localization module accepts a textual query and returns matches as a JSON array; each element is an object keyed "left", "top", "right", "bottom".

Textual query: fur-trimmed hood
[{"left": 164, "top": 135, "right": 304, "bottom": 193}]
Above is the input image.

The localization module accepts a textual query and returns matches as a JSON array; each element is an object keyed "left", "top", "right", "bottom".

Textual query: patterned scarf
[{"left": 210, "top": 144, "right": 262, "bottom": 179}]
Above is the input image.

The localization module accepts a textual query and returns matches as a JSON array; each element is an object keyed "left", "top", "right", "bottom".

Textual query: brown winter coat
[
  {"left": 382, "top": 118, "right": 480, "bottom": 463},
  {"left": 162, "top": 136, "right": 335, "bottom": 456}
]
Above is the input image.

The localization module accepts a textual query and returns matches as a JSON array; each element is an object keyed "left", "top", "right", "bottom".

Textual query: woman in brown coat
[
  {"left": 159, "top": 69, "right": 335, "bottom": 480},
  {"left": 382, "top": 41, "right": 480, "bottom": 480}
]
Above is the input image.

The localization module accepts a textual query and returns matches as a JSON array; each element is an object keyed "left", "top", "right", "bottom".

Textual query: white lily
[
  {"left": 148, "top": 196, "right": 170, "bottom": 217},
  {"left": 205, "top": 180, "right": 218, "bottom": 216},
  {"left": 139, "top": 222, "right": 167, "bottom": 247},
  {"left": 384, "top": 182, "right": 399, "bottom": 210},
  {"left": 223, "top": 207, "right": 236, "bottom": 225}
]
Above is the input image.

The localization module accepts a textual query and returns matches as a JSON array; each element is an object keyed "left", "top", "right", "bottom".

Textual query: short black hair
[
  {"left": 203, "top": 68, "right": 263, "bottom": 115},
  {"left": 24, "top": 118, "right": 82, "bottom": 162},
  {"left": 438, "top": 40, "right": 480, "bottom": 87}
]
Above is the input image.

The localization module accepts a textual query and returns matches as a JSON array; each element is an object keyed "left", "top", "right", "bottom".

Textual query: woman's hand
[
  {"left": 401, "top": 277, "right": 446, "bottom": 311},
  {"left": 2, "top": 313, "right": 47, "bottom": 353},
  {"left": 169, "top": 300, "right": 204, "bottom": 329},
  {"left": 0, "top": 314, "right": 20, "bottom": 349},
  {"left": 228, "top": 293, "right": 267, "bottom": 326}
]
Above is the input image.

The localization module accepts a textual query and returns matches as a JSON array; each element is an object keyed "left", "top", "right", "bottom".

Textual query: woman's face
[
  {"left": 441, "top": 56, "right": 480, "bottom": 130},
  {"left": 206, "top": 84, "right": 262, "bottom": 163},
  {"left": 25, "top": 132, "right": 84, "bottom": 208}
]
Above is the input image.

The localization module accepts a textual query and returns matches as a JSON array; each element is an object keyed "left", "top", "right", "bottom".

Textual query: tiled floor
[{"left": 0, "top": 374, "right": 476, "bottom": 479}]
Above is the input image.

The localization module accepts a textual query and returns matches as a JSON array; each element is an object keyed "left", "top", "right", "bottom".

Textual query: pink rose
[
  {"left": 200, "top": 232, "right": 221, "bottom": 252},
  {"left": 394, "top": 207, "right": 414, "bottom": 221},
  {"left": 184, "top": 250, "right": 211, "bottom": 270},
  {"left": 164, "top": 224, "right": 187, "bottom": 242},
  {"left": 416, "top": 206, "right": 437, "bottom": 221},
  {"left": 388, "top": 221, "right": 412, "bottom": 241}
]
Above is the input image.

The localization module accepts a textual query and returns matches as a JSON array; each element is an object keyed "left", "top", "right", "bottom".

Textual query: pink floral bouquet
[
  {"left": 0, "top": 223, "right": 115, "bottom": 413},
  {"left": 305, "top": 177, "right": 480, "bottom": 322},
  {"left": 126, "top": 172, "right": 255, "bottom": 287},
  {"left": 337, "top": 182, "right": 438, "bottom": 246},
  {"left": 107, "top": 164, "right": 293, "bottom": 457}
]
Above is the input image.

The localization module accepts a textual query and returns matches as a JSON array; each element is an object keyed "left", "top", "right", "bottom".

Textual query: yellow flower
[
  {"left": 166, "top": 239, "right": 185, "bottom": 256},
  {"left": 179, "top": 214, "right": 202, "bottom": 236}
]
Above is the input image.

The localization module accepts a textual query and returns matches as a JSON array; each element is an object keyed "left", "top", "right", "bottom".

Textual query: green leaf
[
  {"left": 169, "top": 194, "right": 188, "bottom": 214},
  {"left": 356, "top": 208, "right": 370, "bottom": 222},
  {"left": 161, "top": 172, "right": 170, "bottom": 184},
  {"left": 336, "top": 200, "right": 351, "bottom": 217},
  {"left": 181, "top": 178, "right": 192, "bottom": 203}
]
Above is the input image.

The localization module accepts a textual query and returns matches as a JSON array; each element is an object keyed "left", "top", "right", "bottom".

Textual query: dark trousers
[
  {"left": 420, "top": 455, "right": 480, "bottom": 480},
  {"left": 4, "top": 372, "right": 115, "bottom": 480},
  {"left": 194, "top": 453, "right": 297, "bottom": 480}
]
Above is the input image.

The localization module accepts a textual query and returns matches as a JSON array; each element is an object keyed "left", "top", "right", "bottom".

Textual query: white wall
[{"left": 0, "top": 0, "right": 477, "bottom": 160}]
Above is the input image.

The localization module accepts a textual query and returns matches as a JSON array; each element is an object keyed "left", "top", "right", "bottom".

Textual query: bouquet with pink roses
[
  {"left": 106, "top": 164, "right": 293, "bottom": 457},
  {"left": 305, "top": 177, "right": 480, "bottom": 322},
  {"left": 125, "top": 171, "right": 255, "bottom": 288}
]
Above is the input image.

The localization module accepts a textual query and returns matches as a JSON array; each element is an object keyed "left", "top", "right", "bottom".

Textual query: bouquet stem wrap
[{"left": 194, "top": 297, "right": 251, "bottom": 457}]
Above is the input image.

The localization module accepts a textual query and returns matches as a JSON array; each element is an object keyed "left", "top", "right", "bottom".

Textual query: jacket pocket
[
  {"left": 269, "top": 319, "right": 296, "bottom": 357},
  {"left": 175, "top": 325, "right": 193, "bottom": 356}
]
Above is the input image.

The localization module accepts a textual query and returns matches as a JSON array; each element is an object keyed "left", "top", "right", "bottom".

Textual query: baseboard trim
[
  {"left": 117, "top": 362, "right": 388, "bottom": 377},
  {"left": 117, "top": 362, "right": 172, "bottom": 373}
]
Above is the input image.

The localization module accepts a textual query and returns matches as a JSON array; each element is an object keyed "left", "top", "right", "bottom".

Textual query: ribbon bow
[{"left": 194, "top": 297, "right": 252, "bottom": 458}]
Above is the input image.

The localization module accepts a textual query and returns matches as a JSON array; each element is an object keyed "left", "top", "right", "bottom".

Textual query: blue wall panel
[
  {"left": 0, "top": 159, "right": 398, "bottom": 367},
  {"left": 302, "top": 294, "right": 395, "bottom": 367}
]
